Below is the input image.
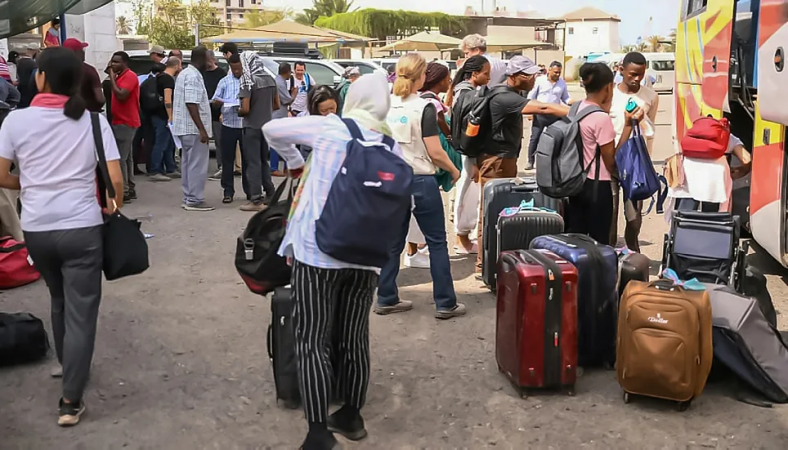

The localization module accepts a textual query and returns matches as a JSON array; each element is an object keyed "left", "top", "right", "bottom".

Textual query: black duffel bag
[{"left": 0, "top": 312, "right": 49, "bottom": 366}]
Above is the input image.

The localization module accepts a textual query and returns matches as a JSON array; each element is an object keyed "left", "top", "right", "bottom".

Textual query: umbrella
[{"left": 379, "top": 31, "right": 461, "bottom": 52}]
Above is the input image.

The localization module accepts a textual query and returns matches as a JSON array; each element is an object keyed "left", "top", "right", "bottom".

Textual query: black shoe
[
  {"left": 327, "top": 406, "right": 367, "bottom": 441},
  {"left": 123, "top": 195, "right": 133, "bottom": 204},
  {"left": 128, "top": 190, "right": 138, "bottom": 200},
  {"left": 300, "top": 429, "right": 339, "bottom": 450},
  {"left": 262, "top": 194, "right": 276, "bottom": 205},
  {"left": 58, "top": 398, "right": 86, "bottom": 427}
]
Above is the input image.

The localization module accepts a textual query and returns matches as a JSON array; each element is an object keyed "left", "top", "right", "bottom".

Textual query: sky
[{"left": 259, "top": 0, "right": 682, "bottom": 45}]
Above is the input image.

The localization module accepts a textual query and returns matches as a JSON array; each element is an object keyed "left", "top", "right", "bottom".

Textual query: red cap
[{"left": 63, "top": 38, "right": 89, "bottom": 51}]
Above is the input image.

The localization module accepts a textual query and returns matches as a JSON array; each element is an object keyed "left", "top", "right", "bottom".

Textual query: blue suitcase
[{"left": 529, "top": 233, "right": 618, "bottom": 368}]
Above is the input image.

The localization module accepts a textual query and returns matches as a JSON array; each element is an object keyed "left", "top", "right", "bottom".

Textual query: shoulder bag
[{"left": 91, "top": 112, "right": 150, "bottom": 280}]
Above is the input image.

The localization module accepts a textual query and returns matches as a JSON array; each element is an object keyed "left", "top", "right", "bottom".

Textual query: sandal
[{"left": 222, "top": 196, "right": 233, "bottom": 204}]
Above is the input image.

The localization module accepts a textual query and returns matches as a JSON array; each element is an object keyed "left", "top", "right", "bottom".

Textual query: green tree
[
  {"left": 244, "top": 8, "right": 292, "bottom": 28},
  {"left": 296, "top": 0, "right": 356, "bottom": 25},
  {"left": 314, "top": 9, "right": 468, "bottom": 40},
  {"left": 142, "top": 0, "right": 222, "bottom": 49},
  {"left": 647, "top": 35, "right": 665, "bottom": 52}
]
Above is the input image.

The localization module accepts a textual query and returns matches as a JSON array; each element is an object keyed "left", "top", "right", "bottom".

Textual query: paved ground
[{"left": 2, "top": 95, "right": 788, "bottom": 448}]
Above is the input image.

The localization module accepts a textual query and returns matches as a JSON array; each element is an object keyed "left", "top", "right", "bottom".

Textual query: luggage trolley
[{"left": 660, "top": 211, "right": 748, "bottom": 290}]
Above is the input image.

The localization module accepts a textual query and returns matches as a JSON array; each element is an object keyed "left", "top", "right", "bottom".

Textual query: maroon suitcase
[{"left": 496, "top": 249, "right": 579, "bottom": 397}]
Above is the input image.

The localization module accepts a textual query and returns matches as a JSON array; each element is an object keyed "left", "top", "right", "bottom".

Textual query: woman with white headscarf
[{"left": 262, "top": 71, "right": 400, "bottom": 449}]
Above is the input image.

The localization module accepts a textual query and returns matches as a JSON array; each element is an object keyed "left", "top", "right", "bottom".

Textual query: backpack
[
  {"left": 0, "top": 313, "right": 49, "bottom": 366},
  {"left": 235, "top": 178, "right": 295, "bottom": 296},
  {"left": 0, "top": 236, "right": 40, "bottom": 289},
  {"left": 290, "top": 74, "right": 311, "bottom": 94},
  {"left": 454, "top": 85, "right": 508, "bottom": 158},
  {"left": 680, "top": 116, "right": 731, "bottom": 159},
  {"left": 615, "top": 121, "right": 661, "bottom": 202},
  {"left": 314, "top": 119, "right": 414, "bottom": 267},
  {"left": 535, "top": 102, "right": 606, "bottom": 198},
  {"left": 139, "top": 75, "right": 163, "bottom": 113}
]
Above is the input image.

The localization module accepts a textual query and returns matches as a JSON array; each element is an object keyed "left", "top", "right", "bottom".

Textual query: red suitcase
[{"left": 496, "top": 249, "right": 579, "bottom": 397}]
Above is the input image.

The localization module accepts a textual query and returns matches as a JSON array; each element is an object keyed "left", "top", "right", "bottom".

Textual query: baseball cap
[
  {"left": 343, "top": 66, "right": 361, "bottom": 78},
  {"left": 62, "top": 38, "right": 88, "bottom": 51},
  {"left": 505, "top": 56, "right": 540, "bottom": 76},
  {"left": 149, "top": 45, "right": 165, "bottom": 55}
]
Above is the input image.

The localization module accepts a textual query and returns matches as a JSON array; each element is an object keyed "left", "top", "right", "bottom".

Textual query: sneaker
[
  {"left": 58, "top": 399, "right": 86, "bottom": 427},
  {"left": 300, "top": 430, "right": 339, "bottom": 450},
  {"left": 209, "top": 169, "right": 222, "bottom": 180},
  {"left": 240, "top": 201, "right": 266, "bottom": 212},
  {"left": 404, "top": 247, "right": 430, "bottom": 269},
  {"left": 373, "top": 300, "right": 413, "bottom": 315},
  {"left": 148, "top": 173, "right": 171, "bottom": 182},
  {"left": 128, "top": 190, "right": 138, "bottom": 200},
  {"left": 167, "top": 171, "right": 181, "bottom": 179},
  {"left": 183, "top": 202, "right": 215, "bottom": 212},
  {"left": 435, "top": 303, "right": 467, "bottom": 320},
  {"left": 123, "top": 195, "right": 133, "bottom": 204},
  {"left": 50, "top": 365, "right": 63, "bottom": 378},
  {"left": 271, "top": 170, "right": 286, "bottom": 177},
  {"left": 234, "top": 171, "right": 242, "bottom": 177},
  {"left": 262, "top": 194, "right": 276, "bottom": 206},
  {"left": 327, "top": 407, "right": 367, "bottom": 441},
  {"left": 524, "top": 162, "right": 534, "bottom": 171}
]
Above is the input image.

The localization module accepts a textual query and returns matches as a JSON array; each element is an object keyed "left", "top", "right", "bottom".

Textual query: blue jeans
[
  {"left": 377, "top": 175, "right": 457, "bottom": 311},
  {"left": 150, "top": 116, "right": 177, "bottom": 175},
  {"left": 270, "top": 149, "right": 286, "bottom": 172}
]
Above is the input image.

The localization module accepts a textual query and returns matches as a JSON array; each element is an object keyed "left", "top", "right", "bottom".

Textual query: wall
[
  {"left": 563, "top": 20, "right": 619, "bottom": 58},
  {"left": 65, "top": 2, "right": 120, "bottom": 69}
]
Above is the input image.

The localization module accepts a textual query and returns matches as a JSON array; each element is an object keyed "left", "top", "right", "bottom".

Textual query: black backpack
[
  {"left": 454, "top": 85, "right": 508, "bottom": 158},
  {"left": 139, "top": 75, "right": 163, "bottom": 113},
  {"left": 0, "top": 313, "right": 49, "bottom": 366}
]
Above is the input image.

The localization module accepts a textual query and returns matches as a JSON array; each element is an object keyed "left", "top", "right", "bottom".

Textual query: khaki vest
[{"left": 387, "top": 95, "right": 436, "bottom": 176}]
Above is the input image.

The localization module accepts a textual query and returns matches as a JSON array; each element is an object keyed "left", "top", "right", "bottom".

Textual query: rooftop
[{"left": 562, "top": 6, "right": 621, "bottom": 22}]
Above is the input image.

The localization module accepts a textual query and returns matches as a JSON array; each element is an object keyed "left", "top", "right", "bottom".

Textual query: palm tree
[
  {"left": 647, "top": 35, "right": 665, "bottom": 52},
  {"left": 296, "top": 0, "right": 355, "bottom": 25},
  {"left": 116, "top": 15, "right": 132, "bottom": 35}
]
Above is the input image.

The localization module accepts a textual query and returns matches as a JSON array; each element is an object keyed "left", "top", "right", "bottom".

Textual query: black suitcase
[
  {"left": 484, "top": 210, "right": 564, "bottom": 290},
  {"left": 481, "top": 178, "right": 562, "bottom": 288},
  {"left": 618, "top": 252, "right": 650, "bottom": 299},
  {"left": 741, "top": 266, "right": 777, "bottom": 329},
  {"left": 0, "top": 312, "right": 49, "bottom": 366},
  {"left": 268, "top": 287, "right": 301, "bottom": 409}
]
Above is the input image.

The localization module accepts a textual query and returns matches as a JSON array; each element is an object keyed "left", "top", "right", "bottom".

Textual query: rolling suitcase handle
[{"left": 267, "top": 325, "right": 274, "bottom": 361}]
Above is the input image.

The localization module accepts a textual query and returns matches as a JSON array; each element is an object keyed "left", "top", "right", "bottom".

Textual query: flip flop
[{"left": 222, "top": 196, "right": 233, "bottom": 204}]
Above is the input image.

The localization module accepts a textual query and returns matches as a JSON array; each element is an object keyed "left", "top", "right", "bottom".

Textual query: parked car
[
  {"left": 372, "top": 58, "right": 400, "bottom": 74},
  {"left": 259, "top": 56, "right": 344, "bottom": 87},
  {"left": 332, "top": 59, "right": 387, "bottom": 76}
]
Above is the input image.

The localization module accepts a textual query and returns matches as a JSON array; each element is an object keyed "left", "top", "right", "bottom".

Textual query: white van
[{"left": 642, "top": 52, "right": 675, "bottom": 93}]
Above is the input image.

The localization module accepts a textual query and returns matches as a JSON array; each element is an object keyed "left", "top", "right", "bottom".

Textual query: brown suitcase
[{"left": 616, "top": 280, "right": 713, "bottom": 411}]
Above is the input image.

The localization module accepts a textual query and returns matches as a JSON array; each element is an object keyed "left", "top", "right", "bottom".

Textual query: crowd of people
[{"left": 0, "top": 31, "right": 752, "bottom": 449}]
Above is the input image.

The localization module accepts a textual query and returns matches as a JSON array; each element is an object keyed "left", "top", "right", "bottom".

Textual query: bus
[{"left": 675, "top": 0, "right": 788, "bottom": 267}]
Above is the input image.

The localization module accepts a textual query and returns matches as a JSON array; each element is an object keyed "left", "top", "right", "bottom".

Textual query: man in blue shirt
[
  {"left": 525, "top": 61, "right": 571, "bottom": 170},
  {"left": 211, "top": 53, "right": 246, "bottom": 204}
]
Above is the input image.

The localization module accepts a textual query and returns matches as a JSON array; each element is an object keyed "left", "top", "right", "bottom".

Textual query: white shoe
[
  {"left": 455, "top": 242, "right": 479, "bottom": 255},
  {"left": 404, "top": 247, "right": 430, "bottom": 269}
]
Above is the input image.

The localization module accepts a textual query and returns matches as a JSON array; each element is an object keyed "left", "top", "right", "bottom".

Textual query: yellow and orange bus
[{"left": 675, "top": 0, "right": 788, "bottom": 266}]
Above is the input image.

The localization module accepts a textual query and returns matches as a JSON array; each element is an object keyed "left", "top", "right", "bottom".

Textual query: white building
[
  {"left": 65, "top": 2, "right": 120, "bottom": 70},
  {"left": 561, "top": 7, "right": 621, "bottom": 58}
]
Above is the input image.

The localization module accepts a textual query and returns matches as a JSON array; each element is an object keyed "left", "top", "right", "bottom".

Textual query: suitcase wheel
[
  {"left": 566, "top": 386, "right": 576, "bottom": 397},
  {"left": 622, "top": 392, "right": 631, "bottom": 404},
  {"left": 677, "top": 400, "right": 691, "bottom": 412},
  {"left": 519, "top": 389, "right": 529, "bottom": 400}
]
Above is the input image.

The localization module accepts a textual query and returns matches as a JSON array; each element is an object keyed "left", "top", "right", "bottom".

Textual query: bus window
[{"left": 686, "top": 0, "right": 708, "bottom": 17}]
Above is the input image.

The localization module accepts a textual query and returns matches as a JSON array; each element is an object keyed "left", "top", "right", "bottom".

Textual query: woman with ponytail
[
  {"left": 0, "top": 47, "right": 124, "bottom": 427},
  {"left": 378, "top": 53, "right": 466, "bottom": 320},
  {"left": 448, "top": 54, "right": 490, "bottom": 253}
]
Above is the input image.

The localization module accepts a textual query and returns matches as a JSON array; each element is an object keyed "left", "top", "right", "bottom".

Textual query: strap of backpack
[
  {"left": 91, "top": 112, "right": 114, "bottom": 208},
  {"left": 341, "top": 118, "right": 396, "bottom": 150}
]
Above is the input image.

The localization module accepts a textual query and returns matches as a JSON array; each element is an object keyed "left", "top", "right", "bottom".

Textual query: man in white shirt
[
  {"left": 609, "top": 52, "right": 659, "bottom": 251},
  {"left": 525, "top": 61, "right": 571, "bottom": 169},
  {"left": 460, "top": 34, "right": 507, "bottom": 86},
  {"left": 290, "top": 61, "right": 315, "bottom": 116}
]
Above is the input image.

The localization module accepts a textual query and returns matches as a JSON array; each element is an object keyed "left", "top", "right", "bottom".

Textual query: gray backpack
[{"left": 535, "top": 102, "right": 605, "bottom": 198}]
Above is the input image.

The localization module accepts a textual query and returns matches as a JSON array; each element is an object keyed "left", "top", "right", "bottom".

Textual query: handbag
[
  {"left": 664, "top": 153, "right": 686, "bottom": 189},
  {"left": 90, "top": 112, "right": 149, "bottom": 280}
]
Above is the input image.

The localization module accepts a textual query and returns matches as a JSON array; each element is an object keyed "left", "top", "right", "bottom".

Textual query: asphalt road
[{"left": 2, "top": 97, "right": 788, "bottom": 448}]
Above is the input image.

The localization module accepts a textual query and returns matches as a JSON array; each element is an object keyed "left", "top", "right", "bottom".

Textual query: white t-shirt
[
  {"left": 669, "top": 134, "right": 742, "bottom": 206},
  {"left": 0, "top": 108, "right": 120, "bottom": 232},
  {"left": 610, "top": 84, "right": 659, "bottom": 154}
]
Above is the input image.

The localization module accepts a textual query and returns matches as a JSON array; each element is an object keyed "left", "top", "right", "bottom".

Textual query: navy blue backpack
[
  {"left": 315, "top": 118, "right": 414, "bottom": 267},
  {"left": 615, "top": 121, "right": 661, "bottom": 202}
]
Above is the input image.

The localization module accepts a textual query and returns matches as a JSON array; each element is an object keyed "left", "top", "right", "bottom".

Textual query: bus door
[{"left": 751, "top": 0, "right": 788, "bottom": 266}]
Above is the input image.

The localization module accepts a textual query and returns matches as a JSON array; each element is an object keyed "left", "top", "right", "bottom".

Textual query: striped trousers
[{"left": 291, "top": 260, "right": 378, "bottom": 423}]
